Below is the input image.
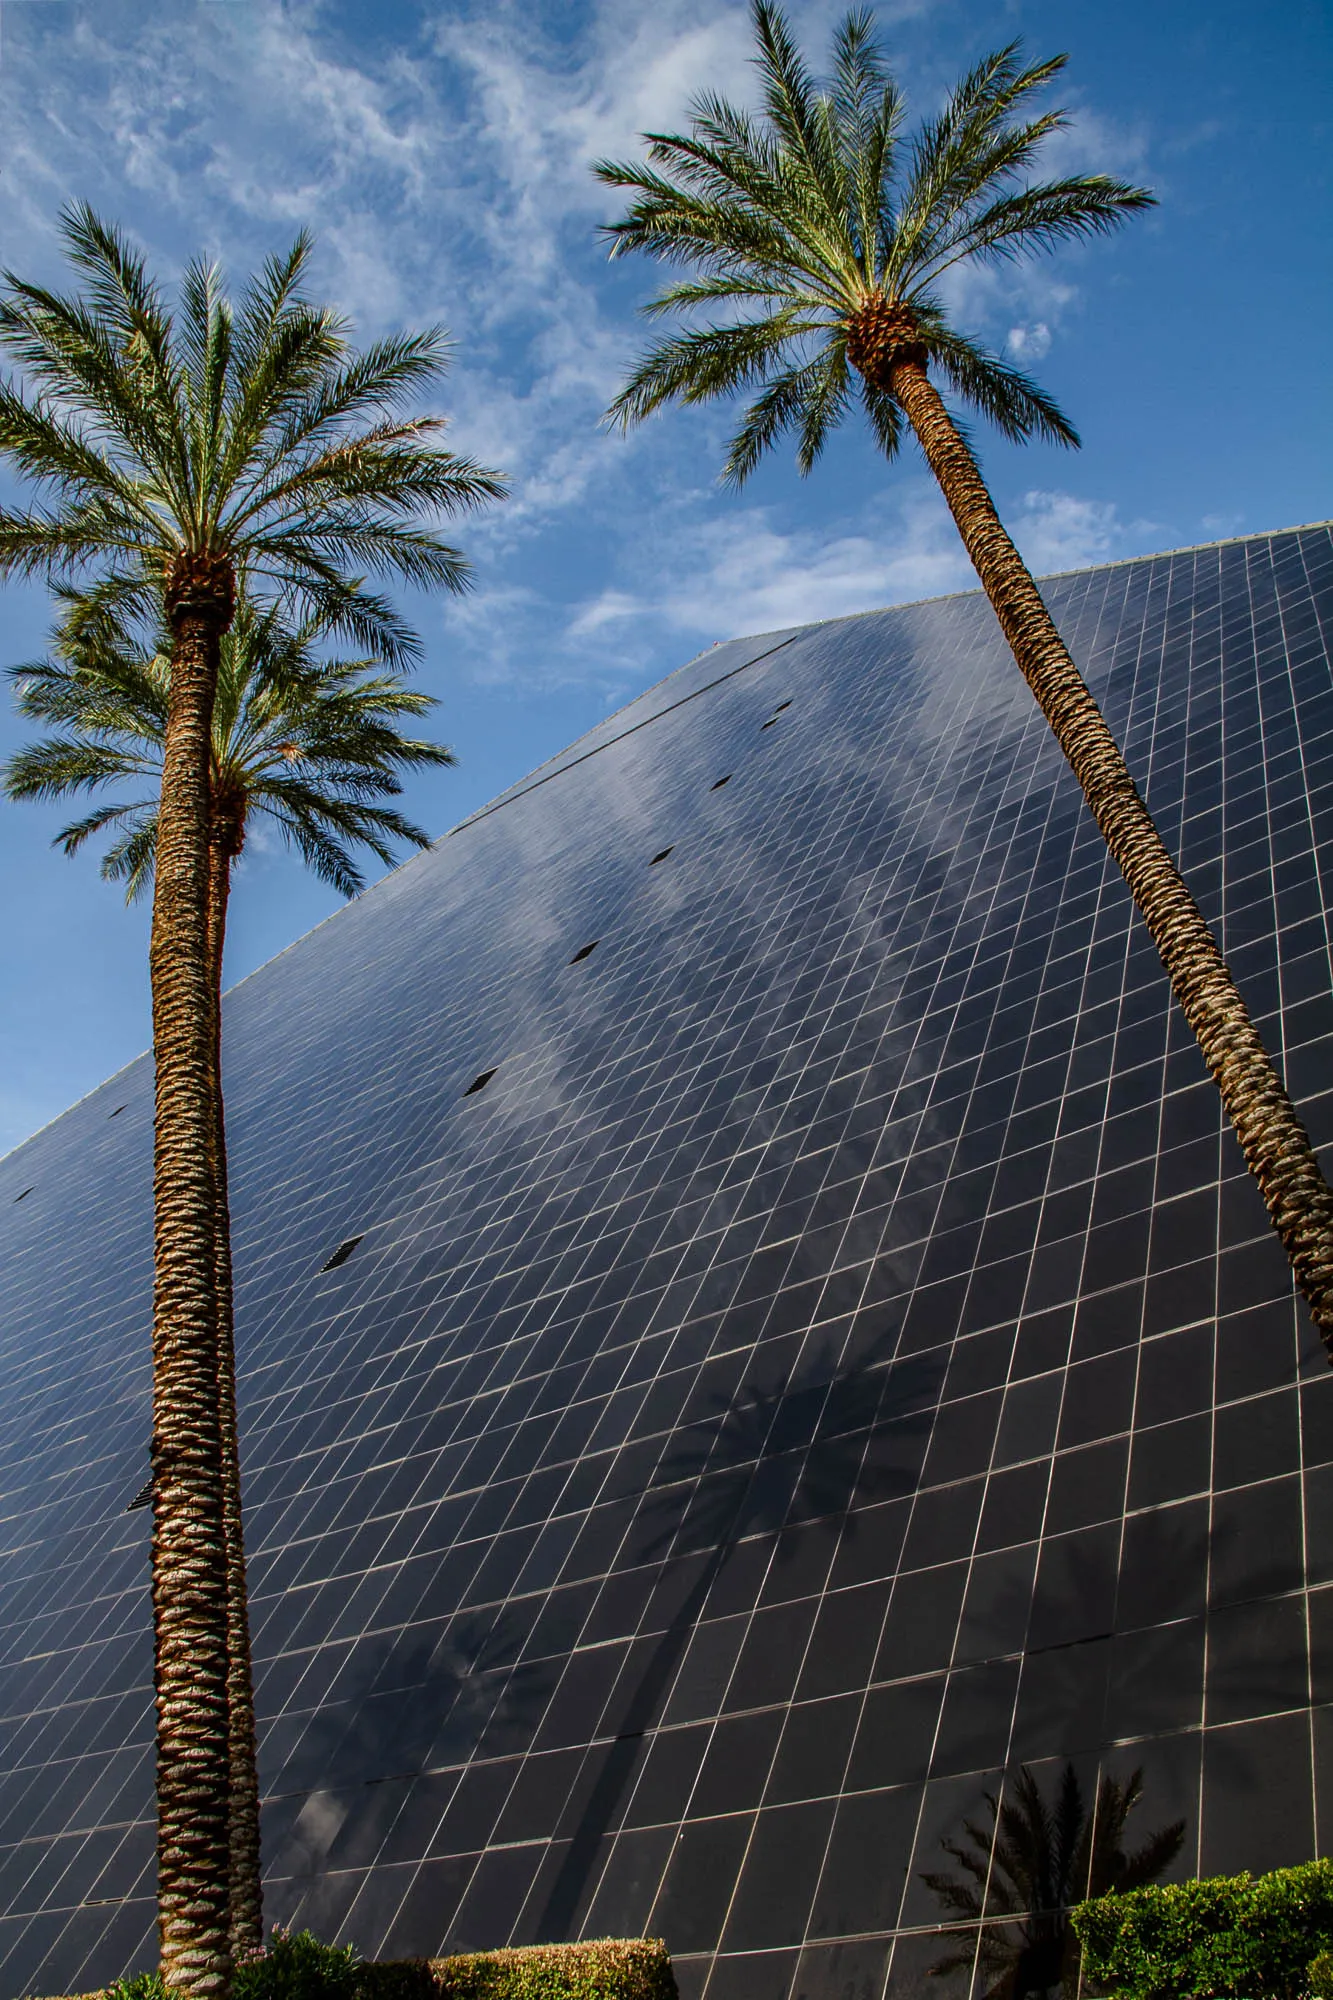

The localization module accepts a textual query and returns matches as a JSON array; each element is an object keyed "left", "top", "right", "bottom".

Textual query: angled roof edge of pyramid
[
  {"left": 445, "top": 517, "right": 1333, "bottom": 834},
  {"left": 5, "top": 520, "right": 1328, "bottom": 1167}
]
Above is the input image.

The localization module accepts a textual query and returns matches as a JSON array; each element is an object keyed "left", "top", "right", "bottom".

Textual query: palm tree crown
[
  {"left": 5, "top": 590, "right": 455, "bottom": 902},
  {"left": 598, "top": 4, "right": 1153, "bottom": 479},
  {"left": 0, "top": 203, "right": 506, "bottom": 643}
]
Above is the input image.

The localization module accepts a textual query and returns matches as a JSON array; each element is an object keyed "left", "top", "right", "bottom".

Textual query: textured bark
[
  {"left": 205, "top": 820, "right": 264, "bottom": 1960},
  {"left": 862, "top": 326, "right": 1333, "bottom": 1345},
  {"left": 151, "top": 550, "right": 237, "bottom": 1998}
]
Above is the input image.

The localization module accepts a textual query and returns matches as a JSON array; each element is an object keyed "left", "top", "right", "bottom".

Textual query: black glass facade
[{"left": 2, "top": 525, "right": 1332, "bottom": 2000}]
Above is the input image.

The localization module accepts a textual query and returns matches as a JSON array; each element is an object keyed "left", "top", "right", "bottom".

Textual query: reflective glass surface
[{"left": 2, "top": 526, "right": 1332, "bottom": 2000}]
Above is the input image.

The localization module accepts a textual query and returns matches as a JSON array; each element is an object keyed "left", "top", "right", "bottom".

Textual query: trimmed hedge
[
  {"left": 427, "top": 1941, "right": 676, "bottom": 2000},
  {"left": 66, "top": 1936, "right": 676, "bottom": 2000},
  {"left": 1071, "top": 1858, "right": 1333, "bottom": 1999}
]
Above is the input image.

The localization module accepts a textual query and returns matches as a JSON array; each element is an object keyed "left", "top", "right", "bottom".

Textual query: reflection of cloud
[{"left": 288, "top": 1789, "right": 348, "bottom": 1873}]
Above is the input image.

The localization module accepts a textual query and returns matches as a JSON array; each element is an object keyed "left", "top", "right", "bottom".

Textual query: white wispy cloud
[
  {"left": 0, "top": 0, "right": 1159, "bottom": 710},
  {"left": 1012, "top": 489, "right": 1161, "bottom": 574},
  {"left": 542, "top": 481, "right": 1162, "bottom": 688},
  {"left": 1006, "top": 321, "right": 1052, "bottom": 361}
]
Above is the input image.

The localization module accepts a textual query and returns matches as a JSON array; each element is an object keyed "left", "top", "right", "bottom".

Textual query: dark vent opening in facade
[
  {"left": 108, "top": 1107, "right": 125, "bottom": 1119},
  {"left": 464, "top": 1067, "right": 497, "bottom": 1096},
  {"left": 321, "top": 1233, "right": 364, "bottom": 1272},
  {"left": 711, "top": 775, "right": 731, "bottom": 790},
  {"left": 13, "top": 1188, "right": 32, "bottom": 1203},
  {"left": 126, "top": 1478, "right": 153, "bottom": 1513},
  {"left": 650, "top": 847, "right": 674, "bottom": 865},
  {"left": 772, "top": 698, "right": 792, "bottom": 712},
  {"left": 569, "top": 941, "right": 598, "bottom": 964}
]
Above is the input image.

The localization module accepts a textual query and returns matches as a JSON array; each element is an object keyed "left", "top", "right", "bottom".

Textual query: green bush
[
  {"left": 102, "top": 1981, "right": 167, "bottom": 2000},
  {"left": 1071, "top": 1858, "right": 1333, "bottom": 1999},
  {"left": 234, "top": 1931, "right": 362, "bottom": 2000},
  {"left": 429, "top": 1940, "right": 677, "bottom": 2000},
  {"left": 1310, "top": 1949, "right": 1333, "bottom": 1999}
]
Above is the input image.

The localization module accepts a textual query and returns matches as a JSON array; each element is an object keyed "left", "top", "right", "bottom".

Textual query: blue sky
[{"left": 0, "top": 0, "right": 1328, "bottom": 1154}]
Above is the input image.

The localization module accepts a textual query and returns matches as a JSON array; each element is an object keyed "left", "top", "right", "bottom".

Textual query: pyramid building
[{"left": 2, "top": 525, "right": 1332, "bottom": 2000}]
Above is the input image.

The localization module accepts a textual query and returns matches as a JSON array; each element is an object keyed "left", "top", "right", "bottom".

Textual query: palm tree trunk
[
  {"left": 885, "top": 349, "right": 1333, "bottom": 1348},
  {"left": 205, "top": 833, "right": 264, "bottom": 1960},
  {"left": 150, "top": 575, "right": 235, "bottom": 1998}
]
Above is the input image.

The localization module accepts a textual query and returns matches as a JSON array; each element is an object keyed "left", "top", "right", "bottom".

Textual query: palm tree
[
  {"left": 595, "top": 3, "right": 1333, "bottom": 1349},
  {"left": 3, "top": 589, "right": 457, "bottom": 1958},
  {"left": 922, "top": 1762, "right": 1184, "bottom": 1999},
  {"left": 0, "top": 207, "right": 506, "bottom": 1996},
  {"left": 6, "top": 588, "right": 455, "bottom": 906}
]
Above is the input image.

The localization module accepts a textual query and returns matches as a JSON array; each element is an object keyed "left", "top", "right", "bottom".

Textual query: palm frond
[
  {"left": 4, "top": 583, "right": 455, "bottom": 906},
  {"left": 751, "top": 0, "right": 847, "bottom": 226},
  {"left": 922, "top": 320, "right": 1079, "bottom": 446},
  {"left": 724, "top": 345, "right": 851, "bottom": 484},
  {"left": 895, "top": 45, "right": 1064, "bottom": 265},
  {"left": 98, "top": 810, "right": 160, "bottom": 898},
  {"left": 608, "top": 314, "right": 808, "bottom": 432},
  {"left": 3, "top": 734, "right": 148, "bottom": 800},
  {"left": 247, "top": 329, "right": 457, "bottom": 477},
  {"left": 919, "top": 175, "right": 1157, "bottom": 286},
  {"left": 829, "top": 9, "right": 903, "bottom": 277},
  {"left": 0, "top": 382, "right": 155, "bottom": 521},
  {"left": 230, "top": 231, "right": 322, "bottom": 386},
  {"left": 55, "top": 795, "right": 156, "bottom": 855},
  {"left": 859, "top": 372, "right": 904, "bottom": 458},
  {"left": 0, "top": 208, "right": 506, "bottom": 646},
  {"left": 598, "top": 160, "right": 824, "bottom": 287}
]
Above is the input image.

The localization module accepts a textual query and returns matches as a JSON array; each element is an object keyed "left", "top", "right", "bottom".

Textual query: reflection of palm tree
[
  {"left": 538, "top": 1344, "right": 939, "bottom": 1939},
  {"left": 923, "top": 1762, "right": 1184, "bottom": 2000},
  {"left": 277, "top": 1611, "right": 552, "bottom": 1888},
  {"left": 337, "top": 1611, "right": 537, "bottom": 1783}
]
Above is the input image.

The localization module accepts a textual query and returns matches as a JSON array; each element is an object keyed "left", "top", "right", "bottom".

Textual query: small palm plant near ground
[
  {"left": 4, "top": 587, "right": 456, "bottom": 1975},
  {"left": 0, "top": 206, "right": 505, "bottom": 1996},
  {"left": 923, "top": 1762, "right": 1185, "bottom": 2000},
  {"left": 595, "top": 0, "right": 1333, "bottom": 1349}
]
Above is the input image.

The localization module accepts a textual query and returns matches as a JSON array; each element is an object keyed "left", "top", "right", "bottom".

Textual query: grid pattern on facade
[{"left": 0, "top": 527, "right": 1331, "bottom": 2000}]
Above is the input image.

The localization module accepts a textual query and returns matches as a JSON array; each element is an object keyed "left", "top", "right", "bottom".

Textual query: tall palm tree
[
  {"left": 3, "top": 590, "right": 457, "bottom": 1958},
  {"left": 595, "top": 3, "right": 1333, "bottom": 1349},
  {"left": 0, "top": 207, "right": 506, "bottom": 1996},
  {"left": 922, "top": 1762, "right": 1184, "bottom": 1999}
]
